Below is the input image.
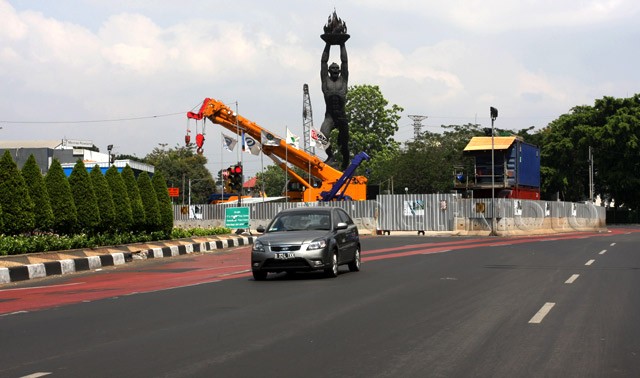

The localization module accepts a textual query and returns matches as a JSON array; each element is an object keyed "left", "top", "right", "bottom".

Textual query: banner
[
  {"left": 261, "top": 131, "right": 281, "bottom": 147},
  {"left": 310, "top": 127, "right": 330, "bottom": 150},
  {"left": 222, "top": 132, "right": 237, "bottom": 152},
  {"left": 243, "top": 132, "right": 261, "bottom": 155},
  {"left": 286, "top": 127, "right": 299, "bottom": 149}
]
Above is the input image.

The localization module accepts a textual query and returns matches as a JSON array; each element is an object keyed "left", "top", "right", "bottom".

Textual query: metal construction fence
[{"left": 174, "top": 194, "right": 606, "bottom": 232}]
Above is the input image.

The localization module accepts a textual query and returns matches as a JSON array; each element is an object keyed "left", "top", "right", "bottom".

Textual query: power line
[{"left": 0, "top": 111, "right": 185, "bottom": 125}]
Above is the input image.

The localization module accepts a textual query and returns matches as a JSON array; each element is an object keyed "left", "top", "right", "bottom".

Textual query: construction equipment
[{"left": 187, "top": 98, "right": 368, "bottom": 201}]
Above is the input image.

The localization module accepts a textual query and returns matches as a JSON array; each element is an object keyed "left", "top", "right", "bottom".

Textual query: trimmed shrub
[
  {"left": 152, "top": 171, "right": 174, "bottom": 235},
  {"left": 45, "top": 159, "right": 77, "bottom": 235},
  {"left": 105, "top": 166, "right": 133, "bottom": 232},
  {"left": 21, "top": 154, "right": 54, "bottom": 232},
  {"left": 69, "top": 160, "right": 101, "bottom": 234},
  {"left": 0, "top": 150, "right": 35, "bottom": 235},
  {"left": 137, "top": 172, "right": 160, "bottom": 232},
  {"left": 90, "top": 165, "right": 116, "bottom": 233},
  {"left": 121, "top": 165, "right": 145, "bottom": 231}
]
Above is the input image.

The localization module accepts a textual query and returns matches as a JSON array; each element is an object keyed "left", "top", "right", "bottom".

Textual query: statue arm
[
  {"left": 340, "top": 43, "right": 348, "bottom": 80},
  {"left": 320, "top": 43, "right": 330, "bottom": 80}
]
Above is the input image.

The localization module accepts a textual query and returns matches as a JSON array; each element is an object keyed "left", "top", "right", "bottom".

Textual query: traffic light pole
[{"left": 490, "top": 107, "right": 498, "bottom": 236}]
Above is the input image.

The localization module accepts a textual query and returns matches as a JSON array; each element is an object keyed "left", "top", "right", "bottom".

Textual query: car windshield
[{"left": 268, "top": 212, "right": 331, "bottom": 232}]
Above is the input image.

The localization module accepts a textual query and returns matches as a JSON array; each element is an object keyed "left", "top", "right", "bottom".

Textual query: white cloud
[{"left": 1, "top": 0, "right": 639, "bottom": 173}]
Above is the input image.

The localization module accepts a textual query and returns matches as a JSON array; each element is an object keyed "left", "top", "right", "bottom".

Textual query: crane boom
[{"left": 187, "top": 98, "right": 368, "bottom": 201}]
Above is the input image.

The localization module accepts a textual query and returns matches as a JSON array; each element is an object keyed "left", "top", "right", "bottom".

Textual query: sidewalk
[{"left": 0, "top": 234, "right": 255, "bottom": 284}]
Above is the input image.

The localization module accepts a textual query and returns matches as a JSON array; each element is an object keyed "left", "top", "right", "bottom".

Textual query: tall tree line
[{"left": 0, "top": 151, "right": 173, "bottom": 237}]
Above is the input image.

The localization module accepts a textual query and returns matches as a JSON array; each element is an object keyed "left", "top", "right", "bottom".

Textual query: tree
[
  {"left": 540, "top": 94, "right": 640, "bottom": 207},
  {"left": 69, "top": 160, "right": 101, "bottom": 234},
  {"left": 21, "top": 154, "right": 54, "bottom": 232},
  {"left": 255, "top": 165, "right": 286, "bottom": 197},
  {"left": 90, "top": 165, "right": 116, "bottom": 233},
  {"left": 144, "top": 144, "right": 215, "bottom": 204},
  {"left": 45, "top": 159, "right": 77, "bottom": 235},
  {"left": 152, "top": 171, "right": 174, "bottom": 235},
  {"left": 341, "top": 84, "right": 403, "bottom": 178},
  {"left": 394, "top": 131, "right": 465, "bottom": 194},
  {"left": 137, "top": 172, "right": 160, "bottom": 232},
  {"left": 105, "top": 165, "right": 133, "bottom": 232},
  {"left": 121, "top": 165, "right": 146, "bottom": 231},
  {"left": 0, "top": 150, "right": 35, "bottom": 235}
]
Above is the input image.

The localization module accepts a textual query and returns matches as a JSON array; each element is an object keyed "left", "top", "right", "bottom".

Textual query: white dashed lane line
[
  {"left": 599, "top": 249, "right": 607, "bottom": 255},
  {"left": 585, "top": 259, "right": 595, "bottom": 266},
  {"left": 529, "top": 302, "right": 556, "bottom": 324},
  {"left": 565, "top": 274, "right": 580, "bottom": 284},
  {"left": 610, "top": 243, "right": 616, "bottom": 246},
  {"left": 20, "top": 373, "right": 52, "bottom": 378}
]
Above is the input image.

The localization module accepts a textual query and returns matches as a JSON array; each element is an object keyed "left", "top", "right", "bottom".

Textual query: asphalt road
[{"left": 1, "top": 227, "right": 639, "bottom": 378}]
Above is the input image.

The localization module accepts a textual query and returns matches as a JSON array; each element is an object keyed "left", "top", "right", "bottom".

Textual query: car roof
[{"left": 277, "top": 207, "right": 333, "bottom": 214}]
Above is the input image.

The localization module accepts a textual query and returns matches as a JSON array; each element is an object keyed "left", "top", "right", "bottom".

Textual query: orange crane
[{"left": 187, "top": 98, "right": 368, "bottom": 202}]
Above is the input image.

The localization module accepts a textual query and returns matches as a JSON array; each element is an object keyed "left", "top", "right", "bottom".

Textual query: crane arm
[{"left": 188, "top": 98, "right": 343, "bottom": 183}]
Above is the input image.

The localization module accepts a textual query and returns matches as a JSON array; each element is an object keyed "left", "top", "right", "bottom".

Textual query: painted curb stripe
[{"left": 1, "top": 237, "right": 250, "bottom": 283}]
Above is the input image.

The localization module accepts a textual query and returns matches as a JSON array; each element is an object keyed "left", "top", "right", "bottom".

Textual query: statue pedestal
[{"left": 321, "top": 33, "right": 350, "bottom": 45}]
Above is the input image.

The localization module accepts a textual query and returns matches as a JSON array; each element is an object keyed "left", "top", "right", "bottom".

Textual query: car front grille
[
  {"left": 262, "top": 258, "right": 311, "bottom": 270},
  {"left": 270, "top": 245, "right": 301, "bottom": 252}
]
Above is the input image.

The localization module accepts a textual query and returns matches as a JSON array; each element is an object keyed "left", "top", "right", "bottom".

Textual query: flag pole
[{"left": 285, "top": 127, "right": 288, "bottom": 203}]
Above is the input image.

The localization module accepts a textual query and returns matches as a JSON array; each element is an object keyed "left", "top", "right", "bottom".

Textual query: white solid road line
[
  {"left": 529, "top": 302, "right": 556, "bottom": 324},
  {"left": 599, "top": 249, "right": 607, "bottom": 255},
  {"left": 20, "top": 373, "right": 52, "bottom": 378},
  {"left": 565, "top": 274, "right": 580, "bottom": 284},
  {"left": 585, "top": 259, "right": 595, "bottom": 266}
]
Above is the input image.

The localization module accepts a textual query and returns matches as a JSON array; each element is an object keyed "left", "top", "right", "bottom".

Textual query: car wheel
[
  {"left": 253, "top": 270, "right": 268, "bottom": 281},
  {"left": 324, "top": 251, "right": 339, "bottom": 278},
  {"left": 348, "top": 247, "right": 361, "bottom": 272}
]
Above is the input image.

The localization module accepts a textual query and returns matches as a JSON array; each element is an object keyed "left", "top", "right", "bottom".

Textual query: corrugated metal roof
[
  {"left": 0, "top": 140, "right": 63, "bottom": 149},
  {"left": 463, "top": 136, "right": 517, "bottom": 151}
]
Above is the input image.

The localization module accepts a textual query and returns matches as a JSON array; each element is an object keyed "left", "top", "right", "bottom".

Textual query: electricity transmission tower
[{"left": 408, "top": 115, "right": 428, "bottom": 139}]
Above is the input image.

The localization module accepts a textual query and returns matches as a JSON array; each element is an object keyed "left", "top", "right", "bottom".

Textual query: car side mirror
[
  {"left": 336, "top": 222, "right": 348, "bottom": 230},
  {"left": 256, "top": 225, "right": 265, "bottom": 233}
]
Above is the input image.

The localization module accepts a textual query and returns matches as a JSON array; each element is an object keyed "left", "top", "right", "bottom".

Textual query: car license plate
[{"left": 274, "top": 252, "right": 294, "bottom": 259}]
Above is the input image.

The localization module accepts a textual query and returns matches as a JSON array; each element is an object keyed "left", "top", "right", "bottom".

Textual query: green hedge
[{"left": 0, "top": 226, "right": 231, "bottom": 256}]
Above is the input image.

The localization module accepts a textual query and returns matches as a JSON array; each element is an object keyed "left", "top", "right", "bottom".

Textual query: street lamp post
[{"left": 490, "top": 107, "right": 498, "bottom": 236}]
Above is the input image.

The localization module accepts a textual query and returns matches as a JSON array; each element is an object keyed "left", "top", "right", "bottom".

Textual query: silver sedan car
[{"left": 251, "top": 207, "right": 361, "bottom": 280}]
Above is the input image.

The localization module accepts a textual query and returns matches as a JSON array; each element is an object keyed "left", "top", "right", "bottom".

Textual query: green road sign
[{"left": 225, "top": 207, "right": 250, "bottom": 229}]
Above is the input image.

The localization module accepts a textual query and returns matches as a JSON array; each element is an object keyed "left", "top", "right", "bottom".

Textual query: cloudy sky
[{"left": 1, "top": 0, "right": 639, "bottom": 178}]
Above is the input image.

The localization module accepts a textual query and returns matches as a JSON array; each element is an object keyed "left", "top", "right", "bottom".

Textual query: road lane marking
[
  {"left": 21, "top": 373, "right": 52, "bottom": 378},
  {"left": 585, "top": 259, "right": 595, "bottom": 266},
  {"left": 610, "top": 243, "right": 616, "bottom": 246},
  {"left": 565, "top": 274, "right": 580, "bottom": 284},
  {"left": 422, "top": 249, "right": 451, "bottom": 254},
  {"left": 529, "top": 302, "right": 555, "bottom": 324},
  {"left": 599, "top": 249, "right": 607, "bottom": 255},
  {"left": 0, "top": 282, "right": 84, "bottom": 293}
]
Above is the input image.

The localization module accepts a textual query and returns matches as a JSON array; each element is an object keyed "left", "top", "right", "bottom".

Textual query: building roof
[
  {"left": 0, "top": 140, "right": 63, "bottom": 149},
  {"left": 463, "top": 136, "right": 518, "bottom": 152},
  {"left": 243, "top": 176, "right": 257, "bottom": 188}
]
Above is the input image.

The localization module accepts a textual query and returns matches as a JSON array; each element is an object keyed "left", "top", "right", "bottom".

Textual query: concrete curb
[{"left": 0, "top": 235, "right": 254, "bottom": 285}]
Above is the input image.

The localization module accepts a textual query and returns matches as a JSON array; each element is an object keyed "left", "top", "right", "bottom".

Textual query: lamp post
[{"left": 490, "top": 107, "right": 498, "bottom": 236}]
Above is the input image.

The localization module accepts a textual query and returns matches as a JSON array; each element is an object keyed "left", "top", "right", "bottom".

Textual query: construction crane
[
  {"left": 187, "top": 98, "right": 369, "bottom": 202},
  {"left": 302, "top": 84, "right": 314, "bottom": 155}
]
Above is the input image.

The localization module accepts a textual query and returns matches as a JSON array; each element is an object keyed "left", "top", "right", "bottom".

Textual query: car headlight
[
  {"left": 307, "top": 239, "right": 327, "bottom": 250},
  {"left": 253, "top": 240, "right": 265, "bottom": 252}
]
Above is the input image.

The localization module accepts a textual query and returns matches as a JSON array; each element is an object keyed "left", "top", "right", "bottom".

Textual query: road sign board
[
  {"left": 168, "top": 187, "right": 180, "bottom": 197},
  {"left": 225, "top": 207, "right": 250, "bottom": 229}
]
